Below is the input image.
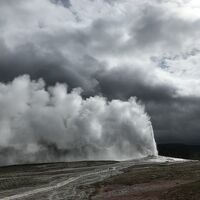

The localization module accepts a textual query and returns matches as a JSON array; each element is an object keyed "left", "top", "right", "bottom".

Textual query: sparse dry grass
[
  {"left": 88, "top": 161, "right": 200, "bottom": 200},
  {"left": 161, "top": 180, "right": 200, "bottom": 200},
  {"left": 0, "top": 176, "right": 48, "bottom": 190}
]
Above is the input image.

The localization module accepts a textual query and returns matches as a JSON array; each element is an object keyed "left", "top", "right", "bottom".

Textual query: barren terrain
[{"left": 0, "top": 157, "right": 199, "bottom": 200}]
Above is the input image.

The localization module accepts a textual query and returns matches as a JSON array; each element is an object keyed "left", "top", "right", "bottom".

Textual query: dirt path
[{"left": 0, "top": 168, "right": 115, "bottom": 200}]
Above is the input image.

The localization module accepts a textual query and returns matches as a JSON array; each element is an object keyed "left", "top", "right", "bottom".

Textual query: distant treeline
[{"left": 157, "top": 144, "right": 200, "bottom": 160}]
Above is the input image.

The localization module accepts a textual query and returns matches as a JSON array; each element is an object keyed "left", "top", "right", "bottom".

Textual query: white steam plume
[{"left": 0, "top": 75, "right": 157, "bottom": 165}]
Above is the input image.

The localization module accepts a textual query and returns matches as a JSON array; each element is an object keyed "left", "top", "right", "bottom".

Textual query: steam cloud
[{"left": 0, "top": 75, "right": 157, "bottom": 165}]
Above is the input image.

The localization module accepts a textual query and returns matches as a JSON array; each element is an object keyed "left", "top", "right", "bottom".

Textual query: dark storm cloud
[
  {"left": 147, "top": 96, "right": 200, "bottom": 144},
  {"left": 0, "top": 37, "right": 102, "bottom": 94},
  {"left": 96, "top": 66, "right": 177, "bottom": 102},
  {"left": 96, "top": 66, "right": 200, "bottom": 145},
  {"left": 51, "top": 0, "right": 71, "bottom": 8},
  {"left": 0, "top": 40, "right": 66, "bottom": 84},
  {"left": 123, "top": 4, "right": 200, "bottom": 56}
]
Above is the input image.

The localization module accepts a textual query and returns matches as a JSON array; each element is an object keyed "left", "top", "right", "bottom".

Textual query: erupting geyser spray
[{"left": 0, "top": 76, "right": 158, "bottom": 164}]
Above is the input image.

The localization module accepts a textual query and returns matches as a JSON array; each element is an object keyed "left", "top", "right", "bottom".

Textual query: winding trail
[{"left": 0, "top": 168, "right": 115, "bottom": 200}]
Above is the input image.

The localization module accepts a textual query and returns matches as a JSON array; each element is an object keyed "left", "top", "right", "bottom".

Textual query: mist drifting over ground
[{"left": 0, "top": 76, "right": 157, "bottom": 165}]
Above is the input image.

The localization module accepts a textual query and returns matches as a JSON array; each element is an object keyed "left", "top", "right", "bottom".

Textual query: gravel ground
[{"left": 0, "top": 157, "right": 198, "bottom": 200}]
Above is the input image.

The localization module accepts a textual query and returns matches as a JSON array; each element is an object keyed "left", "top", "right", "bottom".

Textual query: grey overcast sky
[{"left": 0, "top": 0, "right": 200, "bottom": 164}]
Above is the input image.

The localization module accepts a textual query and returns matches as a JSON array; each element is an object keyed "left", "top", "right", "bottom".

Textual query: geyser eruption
[{"left": 0, "top": 75, "right": 157, "bottom": 165}]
